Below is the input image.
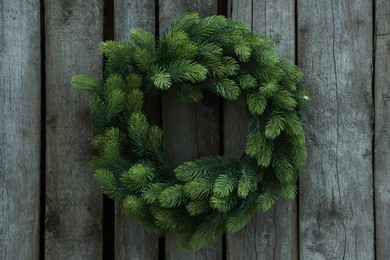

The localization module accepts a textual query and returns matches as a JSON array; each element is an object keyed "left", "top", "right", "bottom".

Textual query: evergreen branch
[
  {"left": 189, "top": 213, "right": 227, "bottom": 250},
  {"left": 158, "top": 184, "right": 187, "bottom": 208},
  {"left": 175, "top": 156, "right": 236, "bottom": 182}
]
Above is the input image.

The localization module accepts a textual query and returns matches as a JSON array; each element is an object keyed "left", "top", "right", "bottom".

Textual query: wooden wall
[{"left": 0, "top": 0, "right": 389, "bottom": 259}]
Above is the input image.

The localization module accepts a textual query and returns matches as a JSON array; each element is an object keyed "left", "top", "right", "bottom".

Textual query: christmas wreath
[{"left": 73, "top": 13, "right": 309, "bottom": 250}]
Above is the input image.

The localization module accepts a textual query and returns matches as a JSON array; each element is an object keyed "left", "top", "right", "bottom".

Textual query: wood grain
[
  {"left": 159, "top": 1, "right": 222, "bottom": 259},
  {"left": 226, "top": 0, "right": 298, "bottom": 259},
  {"left": 44, "top": 0, "right": 104, "bottom": 258},
  {"left": 0, "top": 1, "right": 41, "bottom": 259},
  {"left": 298, "top": 0, "right": 374, "bottom": 259},
  {"left": 375, "top": 0, "right": 390, "bottom": 259},
  {"left": 114, "top": 1, "right": 160, "bottom": 259}
]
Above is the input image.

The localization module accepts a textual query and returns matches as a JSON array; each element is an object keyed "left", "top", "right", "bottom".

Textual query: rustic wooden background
[{"left": 1, "top": 0, "right": 389, "bottom": 259}]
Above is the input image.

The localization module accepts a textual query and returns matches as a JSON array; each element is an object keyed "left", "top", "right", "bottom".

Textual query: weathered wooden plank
[
  {"left": 159, "top": 1, "right": 222, "bottom": 259},
  {"left": 44, "top": 1, "right": 104, "bottom": 258},
  {"left": 114, "top": 1, "right": 160, "bottom": 259},
  {"left": 375, "top": 1, "right": 390, "bottom": 259},
  {"left": 225, "top": 0, "right": 298, "bottom": 259},
  {"left": 0, "top": 1, "right": 41, "bottom": 259},
  {"left": 114, "top": 0, "right": 155, "bottom": 41},
  {"left": 298, "top": 0, "right": 374, "bottom": 259}
]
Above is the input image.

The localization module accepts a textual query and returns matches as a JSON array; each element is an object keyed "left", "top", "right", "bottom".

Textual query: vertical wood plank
[
  {"left": 159, "top": 1, "right": 222, "bottom": 259},
  {"left": 225, "top": 0, "right": 298, "bottom": 259},
  {"left": 114, "top": 1, "right": 160, "bottom": 259},
  {"left": 298, "top": 0, "right": 374, "bottom": 259},
  {"left": 375, "top": 0, "right": 390, "bottom": 259},
  {"left": 0, "top": 1, "right": 41, "bottom": 259},
  {"left": 45, "top": 1, "right": 104, "bottom": 258}
]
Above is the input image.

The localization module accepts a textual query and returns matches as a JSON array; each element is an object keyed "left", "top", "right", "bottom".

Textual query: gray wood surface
[
  {"left": 44, "top": 1, "right": 104, "bottom": 258},
  {"left": 159, "top": 0, "right": 222, "bottom": 259},
  {"left": 226, "top": 0, "right": 298, "bottom": 259},
  {"left": 1, "top": 1, "right": 386, "bottom": 259},
  {"left": 114, "top": 1, "right": 160, "bottom": 259},
  {"left": 375, "top": 1, "right": 390, "bottom": 259},
  {"left": 298, "top": 0, "right": 374, "bottom": 259},
  {"left": 0, "top": 1, "right": 41, "bottom": 259}
]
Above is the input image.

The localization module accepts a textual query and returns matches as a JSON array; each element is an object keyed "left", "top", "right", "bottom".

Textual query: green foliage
[
  {"left": 210, "top": 194, "right": 237, "bottom": 212},
  {"left": 184, "top": 178, "right": 214, "bottom": 200},
  {"left": 167, "top": 83, "right": 203, "bottom": 103},
  {"left": 134, "top": 49, "right": 155, "bottom": 72},
  {"left": 168, "top": 59, "right": 208, "bottom": 83},
  {"left": 237, "top": 158, "right": 262, "bottom": 198},
  {"left": 247, "top": 91, "right": 267, "bottom": 115},
  {"left": 125, "top": 89, "right": 143, "bottom": 114},
  {"left": 128, "top": 112, "right": 149, "bottom": 157},
  {"left": 129, "top": 29, "right": 155, "bottom": 51},
  {"left": 213, "top": 174, "right": 237, "bottom": 197},
  {"left": 150, "top": 65, "right": 172, "bottom": 90},
  {"left": 281, "top": 183, "right": 297, "bottom": 199},
  {"left": 234, "top": 41, "right": 251, "bottom": 62},
  {"left": 72, "top": 75, "right": 101, "bottom": 93},
  {"left": 158, "top": 184, "right": 187, "bottom": 208},
  {"left": 152, "top": 207, "right": 193, "bottom": 232},
  {"left": 120, "top": 163, "right": 155, "bottom": 190},
  {"left": 237, "top": 74, "right": 257, "bottom": 90},
  {"left": 89, "top": 128, "right": 129, "bottom": 174},
  {"left": 73, "top": 13, "right": 309, "bottom": 251},
  {"left": 175, "top": 156, "right": 235, "bottom": 182},
  {"left": 186, "top": 200, "right": 210, "bottom": 216},
  {"left": 257, "top": 193, "right": 277, "bottom": 212},
  {"left": 141, "top": 183, "right": 170, "bottom": 204},
  {"left": 265, "top": 113, "right": 285, "bottom": 139},
  {"left": 94, "top": 169, "right": 126, "bottom": 199},
  {"left": 189, "top": 213, "right": 227, "bottom": 250},
  {"left": 123, "top": 195, "right": 144, "bottom": 218},
  {"left": 101, "top": 41, "right": 134, "bottom": 76},
  {"left": 226, "top": 194, "right": 257, "bottom": 232},
  {"left": 211, "top": 78, "right": 241, "bottom": 100}
]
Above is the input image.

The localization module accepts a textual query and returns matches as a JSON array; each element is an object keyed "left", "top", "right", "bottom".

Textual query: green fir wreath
[{"left": 72, "top": 13, "right": 309, "bottom": 250}]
